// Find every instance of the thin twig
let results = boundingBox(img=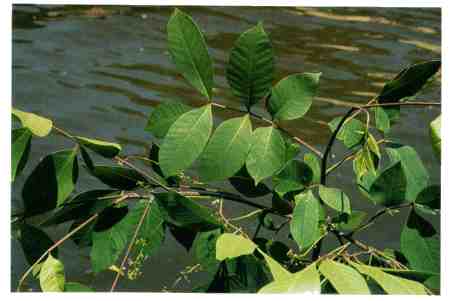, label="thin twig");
[110,199,152,291]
